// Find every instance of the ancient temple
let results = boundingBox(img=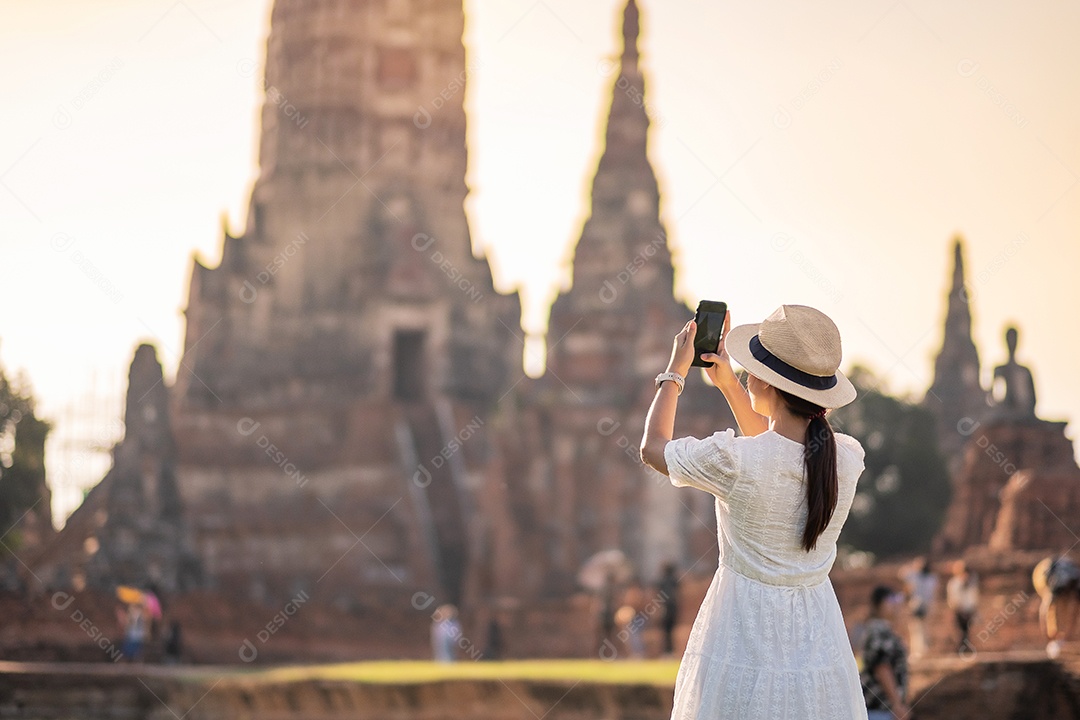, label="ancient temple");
[167,0,525,607]
[33,0,730,614]
[934,326,1080,554]
[923,238,988,469]
[911,239,1080,557]
[920,238,1080,555]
